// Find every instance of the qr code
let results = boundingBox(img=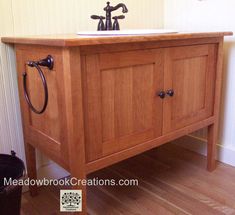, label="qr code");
[60,190,82,212]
